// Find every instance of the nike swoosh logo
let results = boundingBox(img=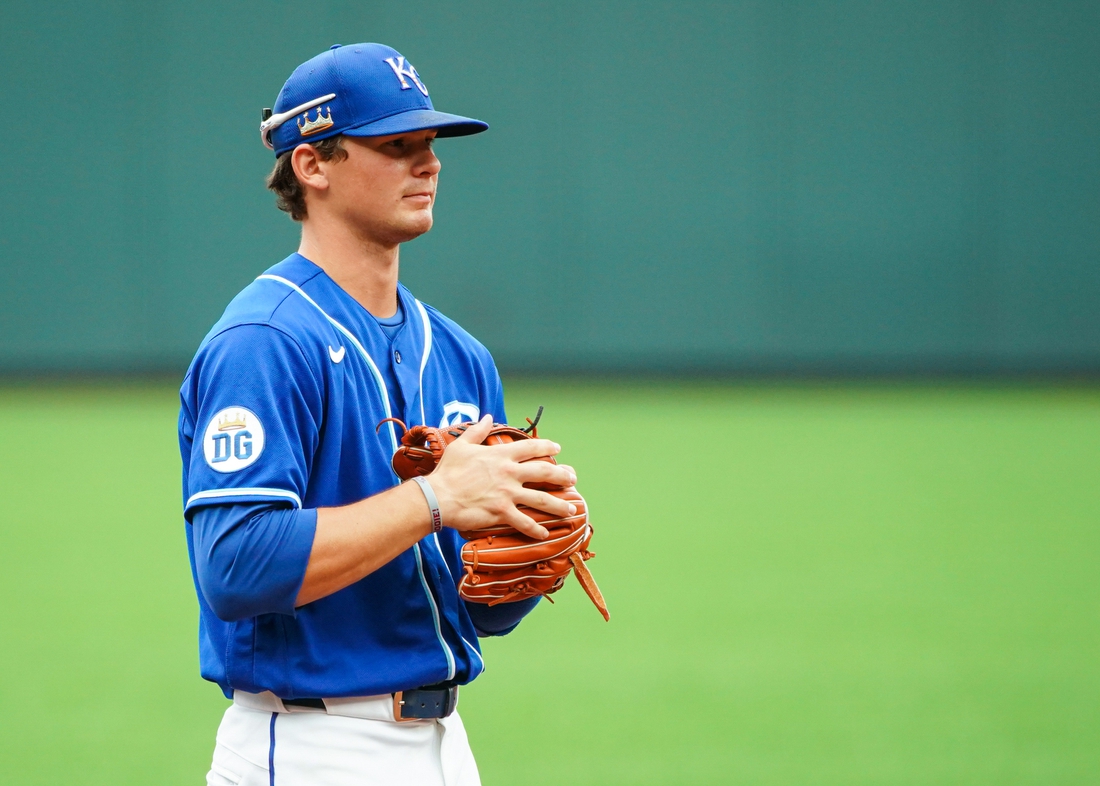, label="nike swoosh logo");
[328,345,346,364]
